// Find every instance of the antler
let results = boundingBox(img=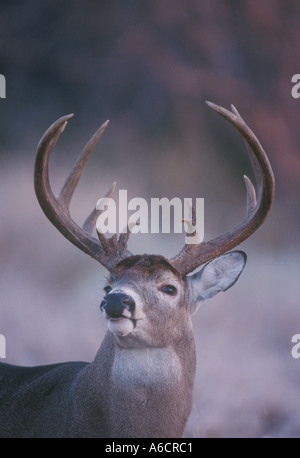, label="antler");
[170,101,275,277]
[34,115,132,271]
[35,102,274,277]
